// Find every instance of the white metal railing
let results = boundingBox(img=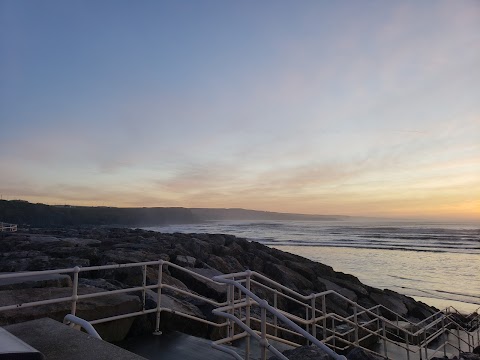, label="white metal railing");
[63,314,102,339]
[210,270,480,360]
[0,262,478,360]
[0,261,228,335]
[0,222,17,232]
[212,272,347,360]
